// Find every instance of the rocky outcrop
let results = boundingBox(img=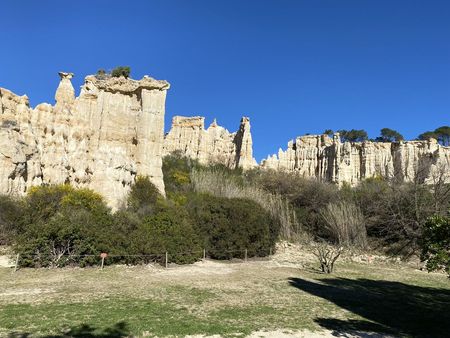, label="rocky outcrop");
[261,134,450,185]
[0,72,169,209]
[2,71,448,207]
[163,116,257,169]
